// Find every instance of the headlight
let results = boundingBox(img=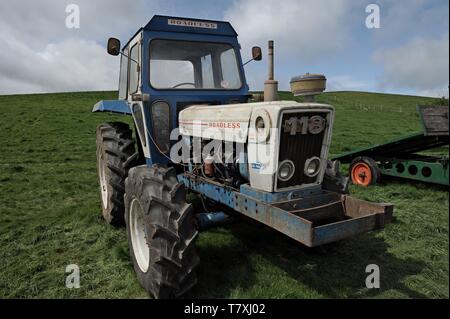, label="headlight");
[252,109,271,143]
[304,157,321,178]
[255,116,265,132]
[278,160,295,181]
